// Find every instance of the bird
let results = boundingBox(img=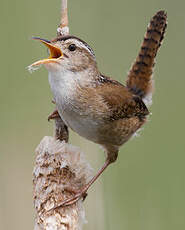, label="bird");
[29,11,167,207]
